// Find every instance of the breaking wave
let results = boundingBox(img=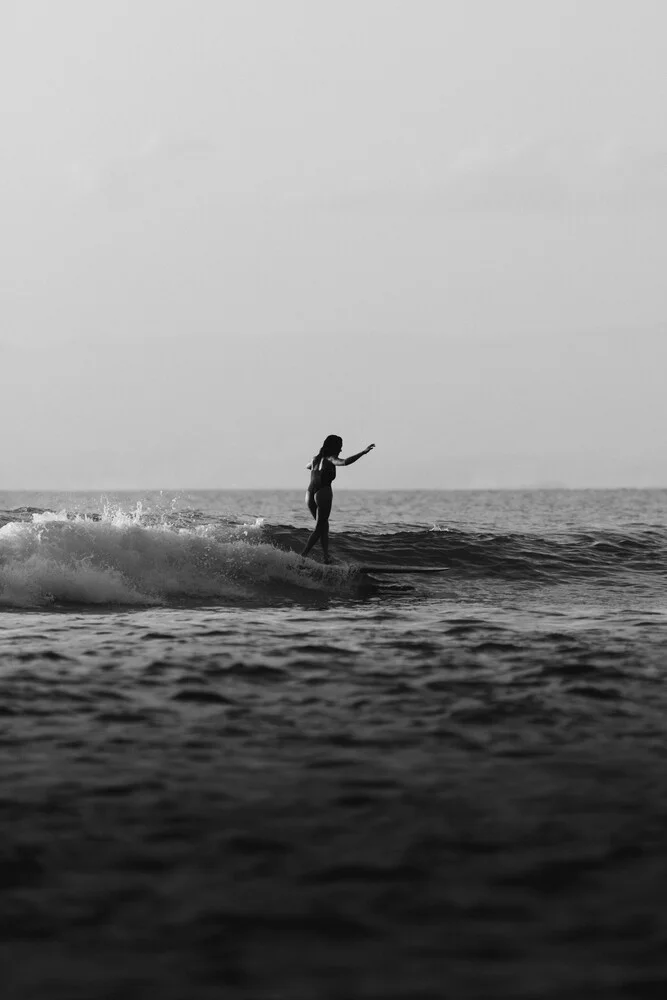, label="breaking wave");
[1,503,665,608]
[0,508,355,609]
